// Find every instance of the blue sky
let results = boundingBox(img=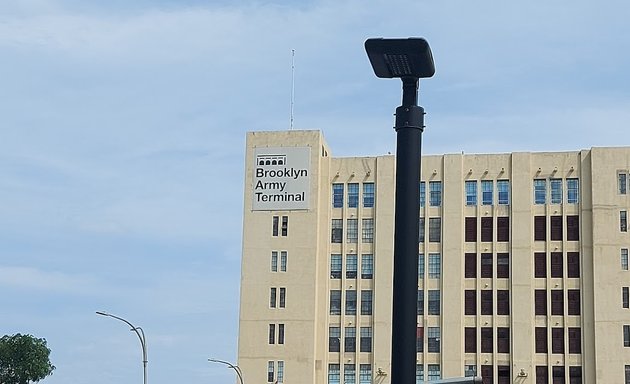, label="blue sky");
[1,0,629,383]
